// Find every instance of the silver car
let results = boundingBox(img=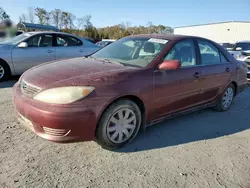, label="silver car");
[228,41,250,60]
[0,31,100,81]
